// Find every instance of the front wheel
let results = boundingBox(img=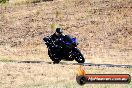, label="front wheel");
[72,48,85,63]
[75,53,85,63]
